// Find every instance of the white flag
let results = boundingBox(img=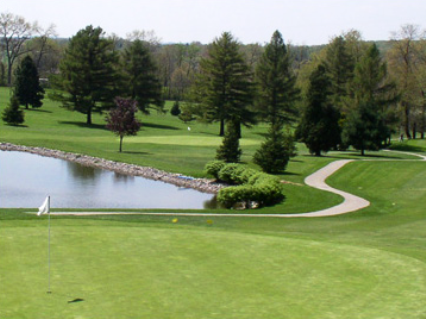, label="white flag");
[38,196,50,216]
